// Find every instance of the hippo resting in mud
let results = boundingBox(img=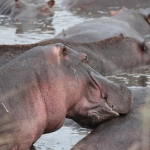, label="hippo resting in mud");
[0,0,55,22]
[0,36,150,75]
[0,37,150,74]
[0,43,132,150]
[62,0,150,11]
[55,8,150,43]
[72,87,150,150]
